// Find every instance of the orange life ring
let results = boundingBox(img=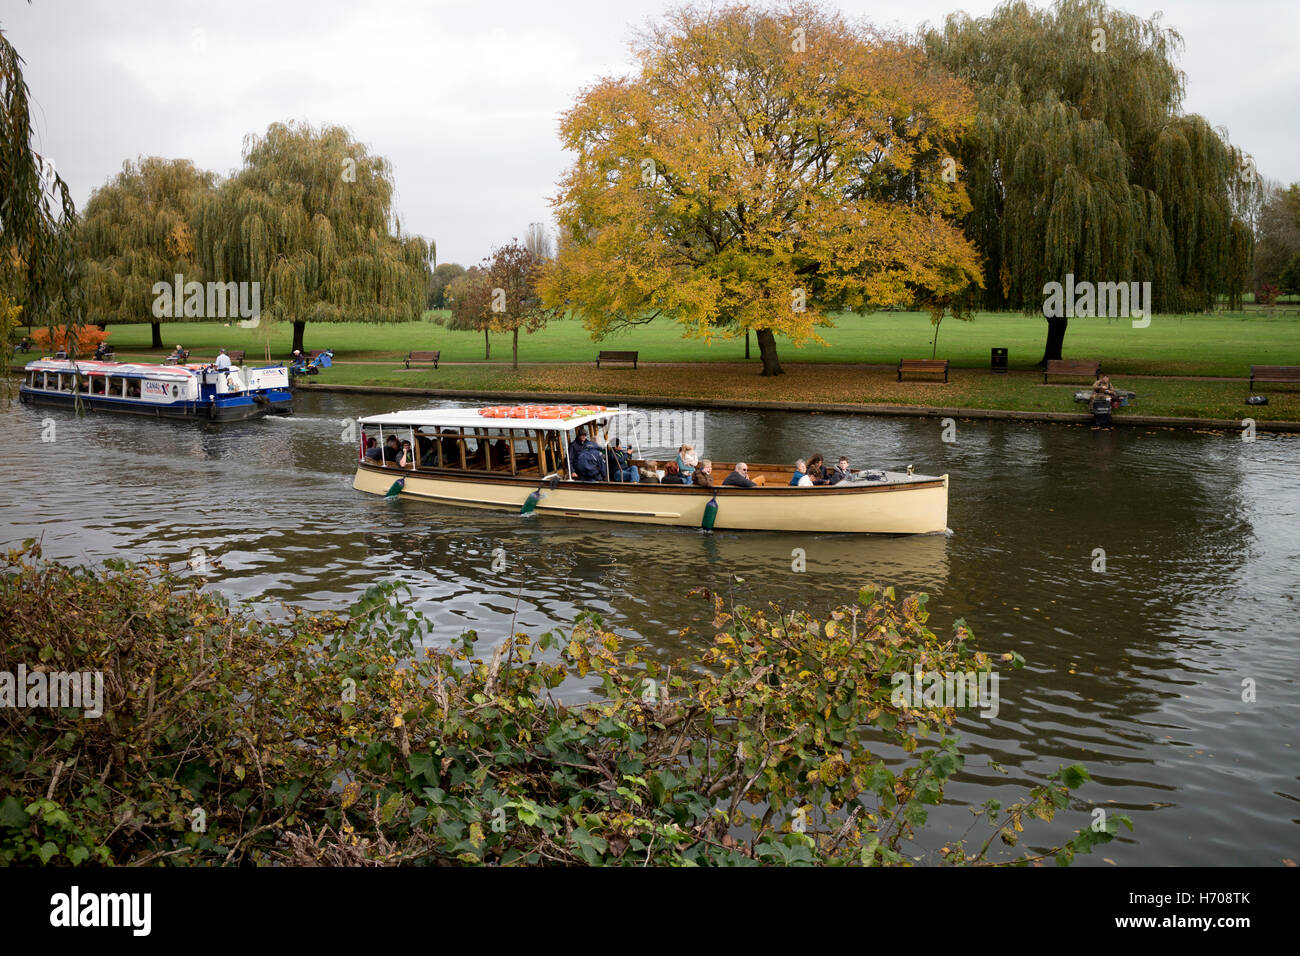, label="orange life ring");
[478,406,508,417]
